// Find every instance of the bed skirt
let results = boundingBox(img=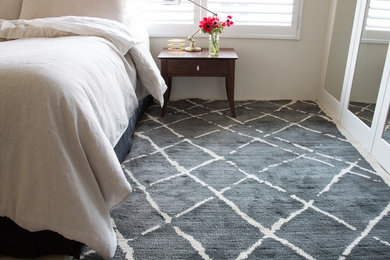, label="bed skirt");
[114,95,153,162]
[0,95,153,258]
